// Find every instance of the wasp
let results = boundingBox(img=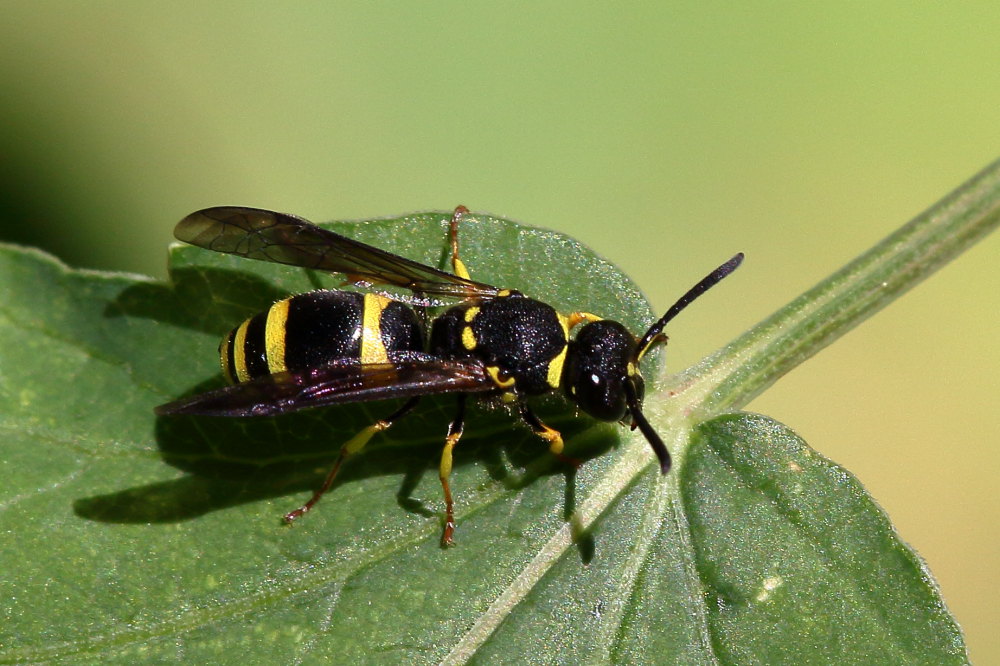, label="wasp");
[156,206,743,545]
